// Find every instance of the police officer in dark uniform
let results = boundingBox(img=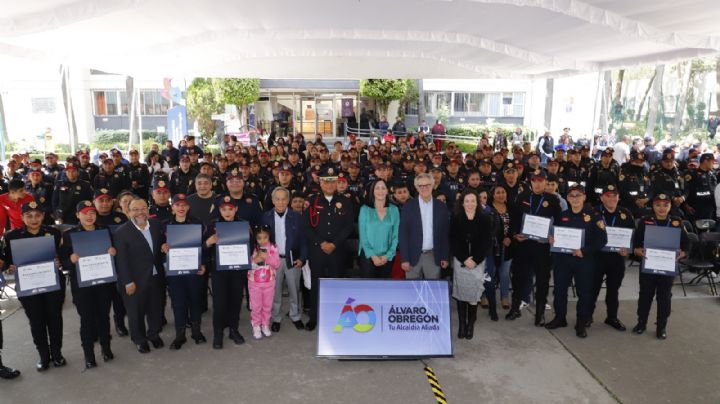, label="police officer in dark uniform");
[507,172,562,325]
[60,201,117,369]
[303,166,354,331]
[42,152,64,182]
[170,155,196,196]
[52,163,94,225]
[445,158,465,198]
[148,179,173,224]
[25,168,54,224]
[478,159,497,192]
[545,184,607,338]
[126,149,151,200]
[94,159,127,198]
[632,193,688,339]
[214,173,263,225]
[78,152,99,183]
[685,153,717,221]
[649,149,687,218]
[586,148,620,204]
[589,184,635,331]
[1,202,65,371]
[618,150,650,218]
